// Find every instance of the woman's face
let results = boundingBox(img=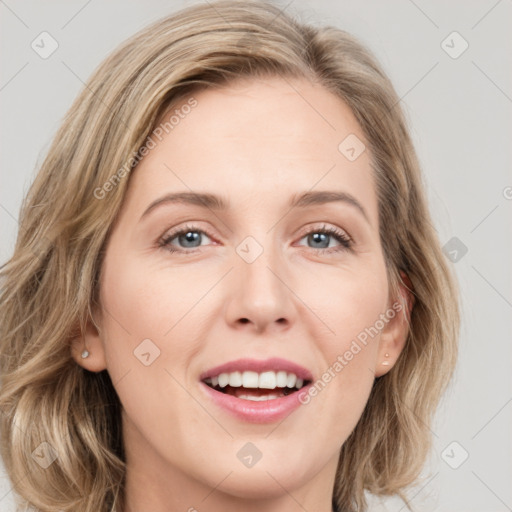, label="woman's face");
[76,76,409,507]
